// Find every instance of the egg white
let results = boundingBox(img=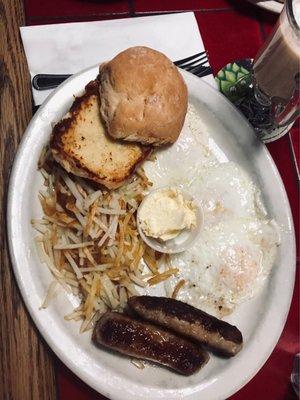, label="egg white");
[188,162,259,227]
[143,104,280,317]
[166,218,279,317]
